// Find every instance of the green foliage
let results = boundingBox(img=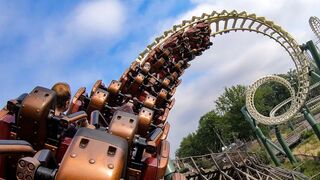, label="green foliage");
[253,147,271,164]
[300,160,320,178]
[254,81,290,116]
[215,85,246,115]
[301,130,314,140]
[196,111,227,153]
[215,85,254,139]
[176,133,198,157]
[176,85,253,157]
[176,111,229,157]
[178,167,189,173]
[283,69,298,92]
[196,158,214,169]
